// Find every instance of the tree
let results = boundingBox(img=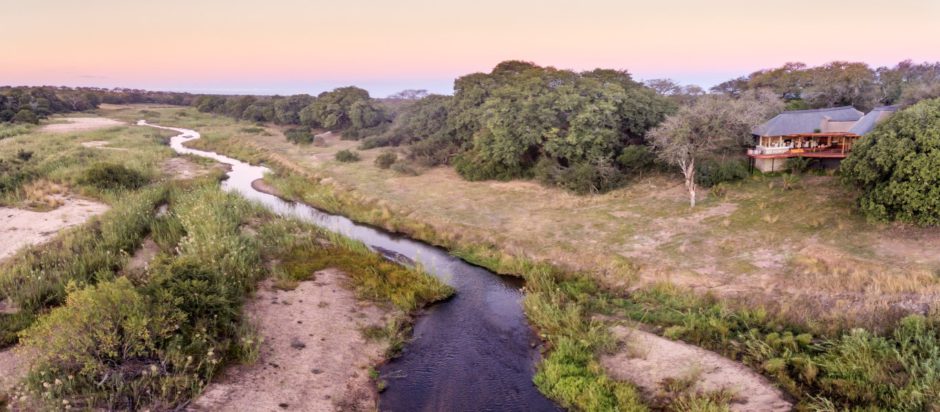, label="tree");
[649,90,782,207]
[644,79,682,96]
[388,89,429,100]
[840,98,940,225]
[804,61,878,111]
[12,109,39,124]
